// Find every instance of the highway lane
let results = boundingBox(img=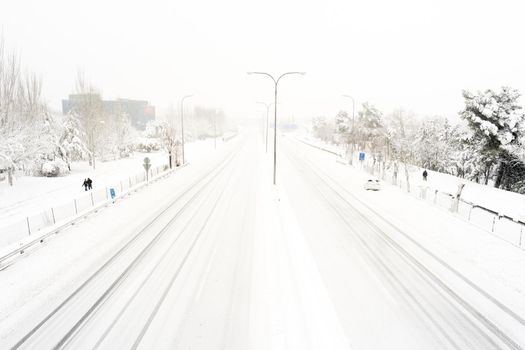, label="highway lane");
[2,130,524,349]
[279,136,525,349]
[4,137,245,349]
